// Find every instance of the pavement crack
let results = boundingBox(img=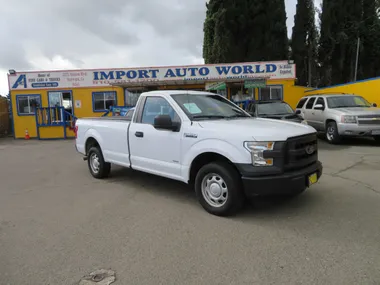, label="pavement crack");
[326,173,380,195]
[331,156,365,176]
